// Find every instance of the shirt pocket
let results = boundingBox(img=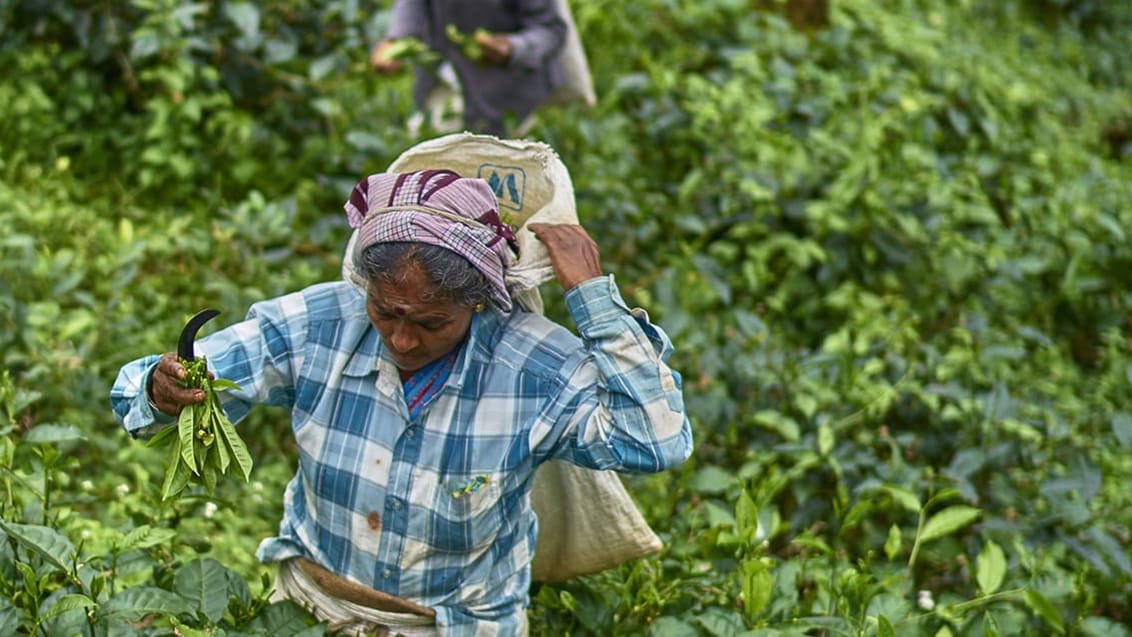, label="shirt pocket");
[430,472,503,554]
